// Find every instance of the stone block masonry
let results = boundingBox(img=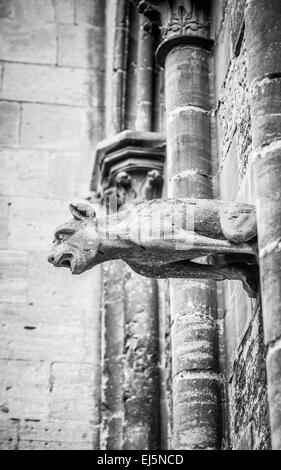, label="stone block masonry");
[246,0,281,449]
[0,63,104,108]
[213,0,271,449]
[0,102,20,146]
[0,0,105,450]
